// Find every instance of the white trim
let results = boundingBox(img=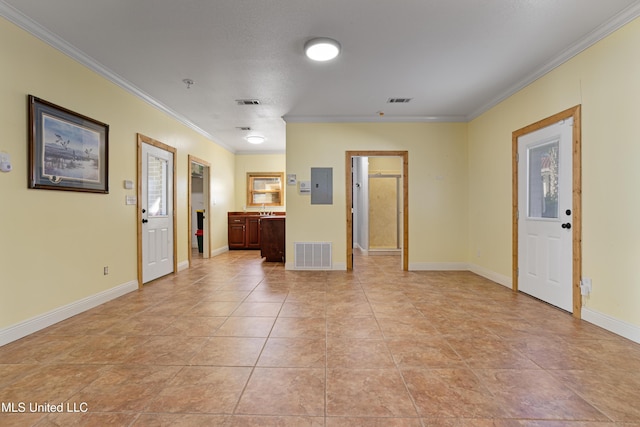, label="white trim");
[467,2,640,120]
[211,246,230,257]
[582,307,640,345]
[0,281,138,346]
[283,114,466,123]
[177,260,190,272]
[3,0,639,138]
[2,0,640,135]
[332,262,347,271]
[467,263,513,289]
[0,1,234,154]
[285,261,347,271]
[409,262,469,271]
